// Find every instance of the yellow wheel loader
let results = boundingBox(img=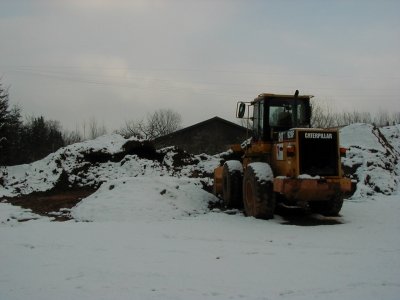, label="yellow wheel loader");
[213,91,351,219]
